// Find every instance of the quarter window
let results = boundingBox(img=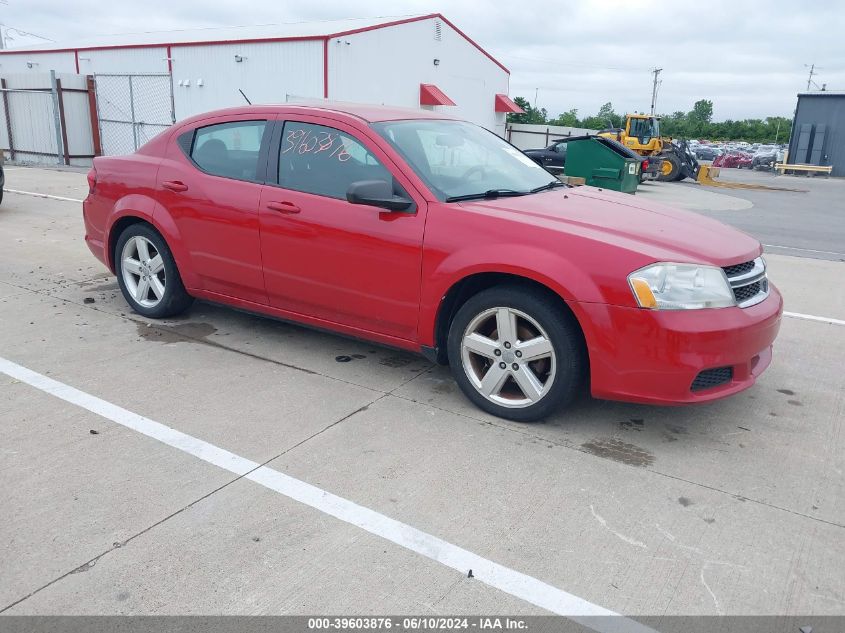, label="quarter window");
[190,120,267,182]
[277,122,393,199]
